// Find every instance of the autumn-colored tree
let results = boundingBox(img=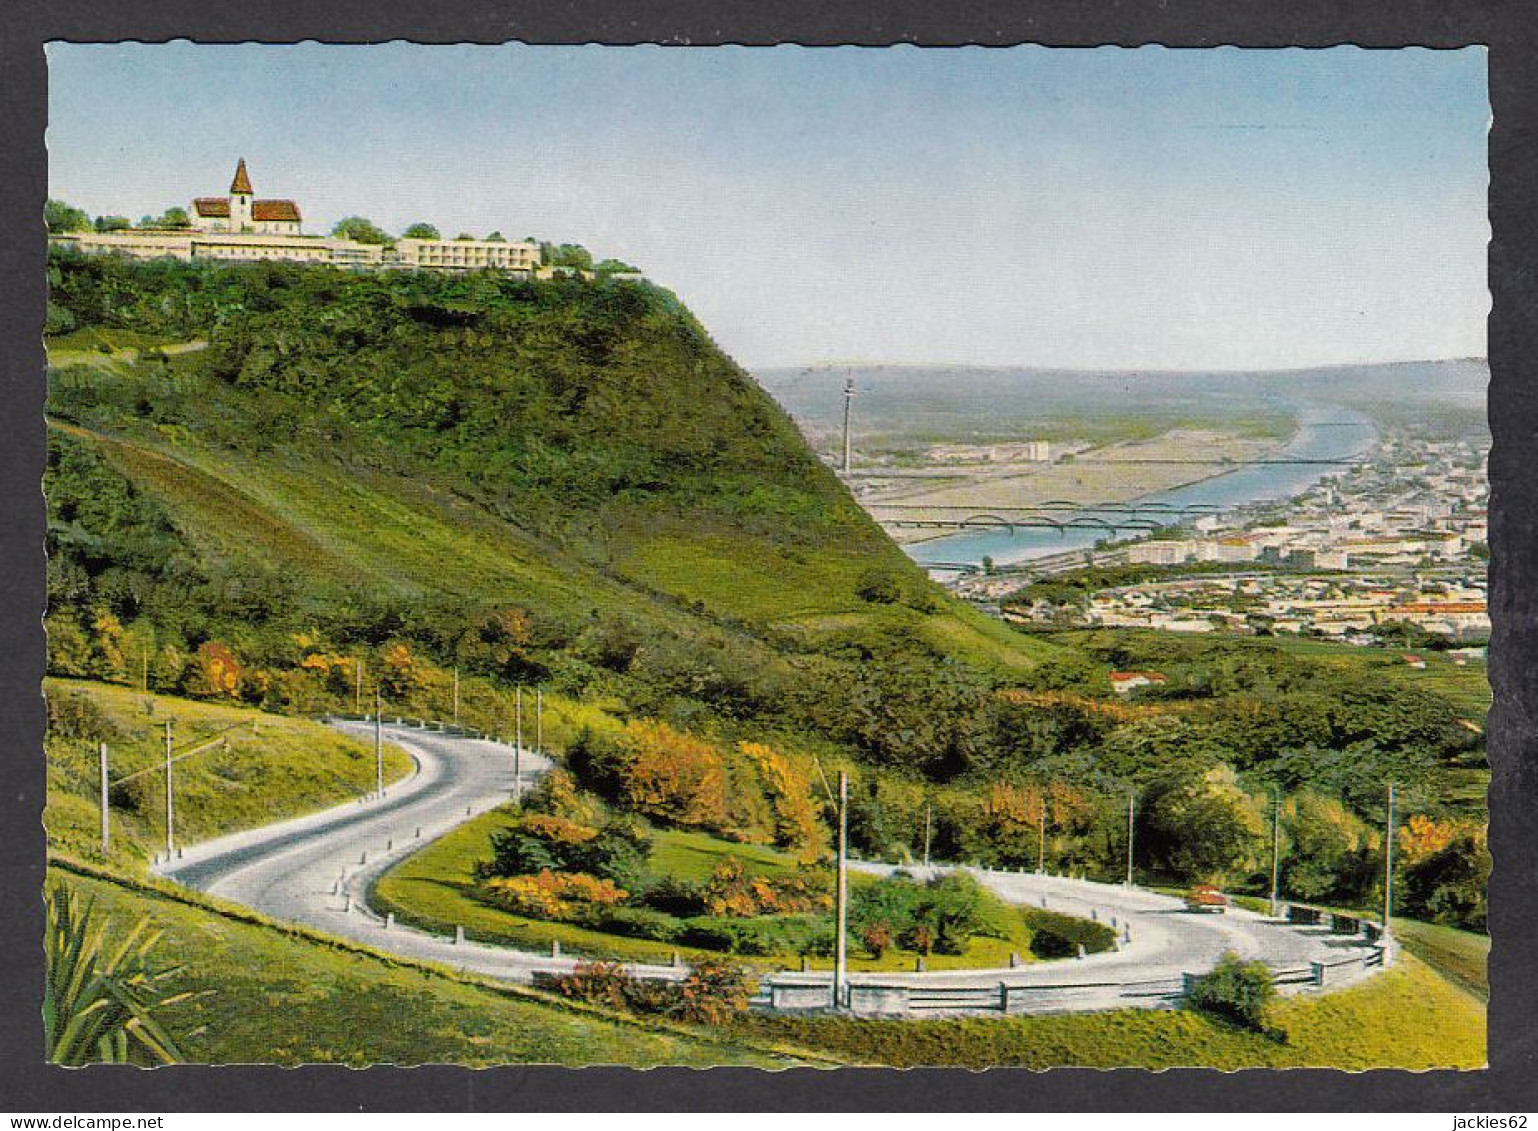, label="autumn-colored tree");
[619,720,728,829]
[379,642,416,699]
[89,609,128,683]
[740,742,824,854]
[186,641,241,699]
[1398,813,1460,865]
